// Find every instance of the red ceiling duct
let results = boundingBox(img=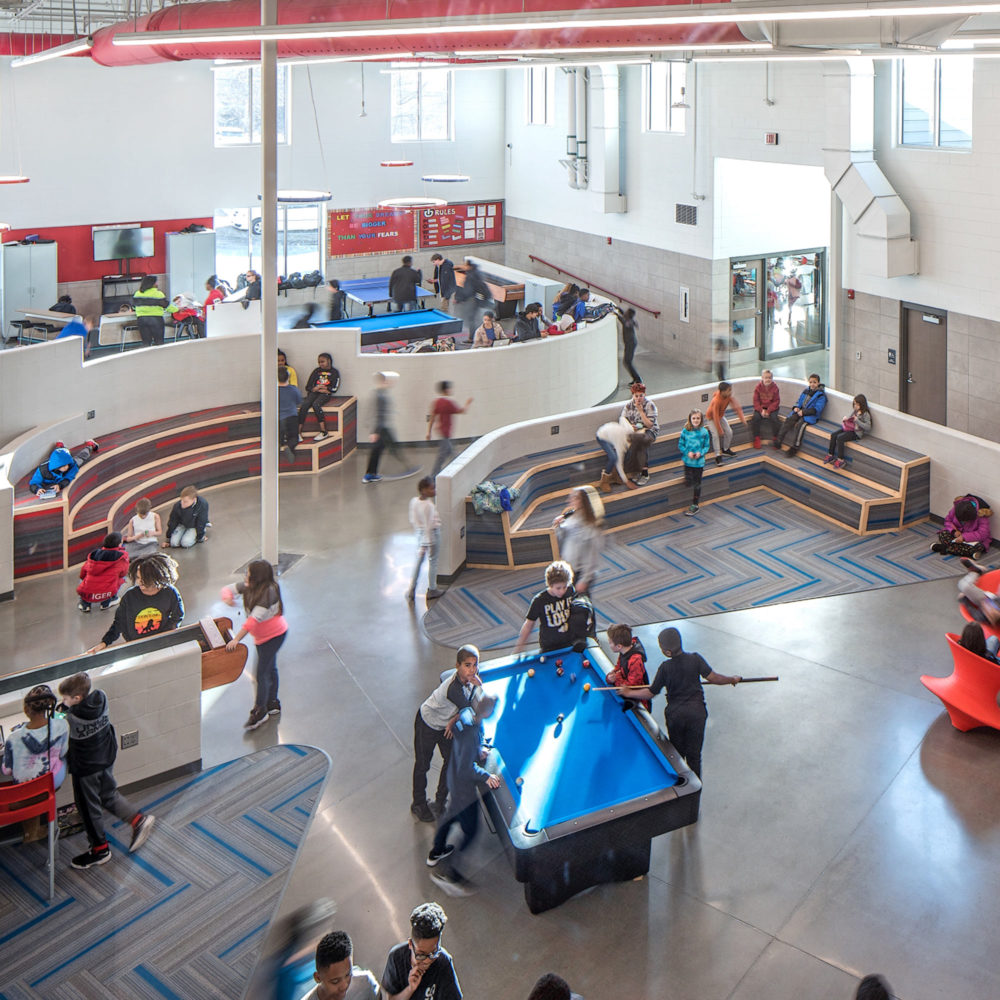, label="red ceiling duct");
[81,0,746,67]
[0,33,78,56]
